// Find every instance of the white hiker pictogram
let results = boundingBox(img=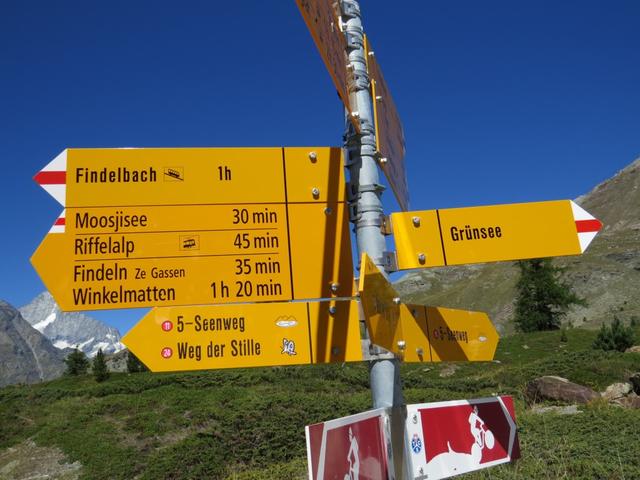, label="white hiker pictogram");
[344,427,360,480]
